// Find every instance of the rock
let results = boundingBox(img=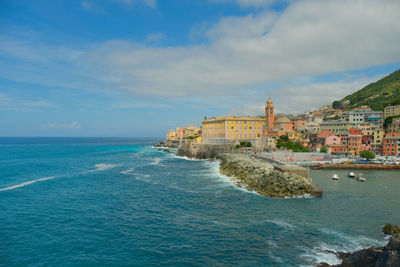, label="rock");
[383,224,400,237]
[157,148,162,151]
[322,236,400,267]
[318,263,331,267]
[216,153,314,197]
[164,149,170,153]
[311,185,323,197]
